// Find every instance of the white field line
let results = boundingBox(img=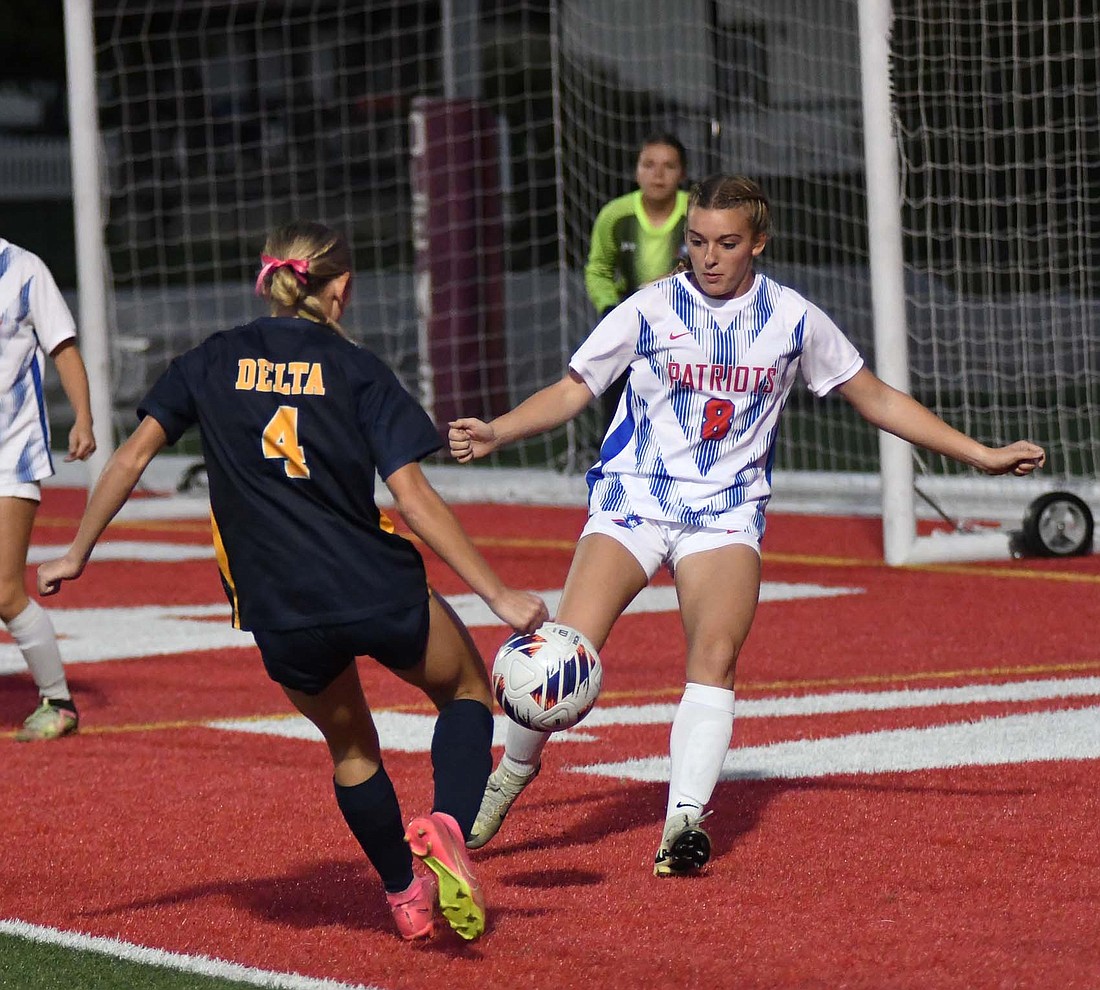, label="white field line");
[28,542,215,563]
[573,704,1100,782]
[211,675,1100,759]
[0,919,382,990]
[0,581,861,671]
